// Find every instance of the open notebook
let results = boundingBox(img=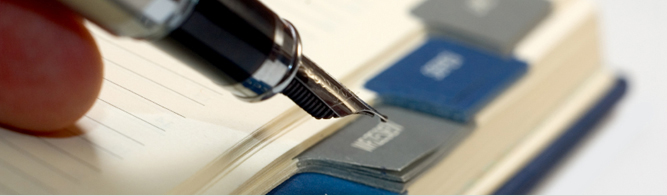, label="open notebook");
[0,0,621,194]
